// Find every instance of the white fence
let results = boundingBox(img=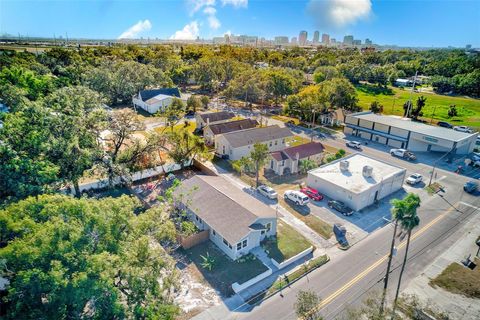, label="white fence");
[271,246,314,270]
[68,160,192,195]
[232,267,272,294]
